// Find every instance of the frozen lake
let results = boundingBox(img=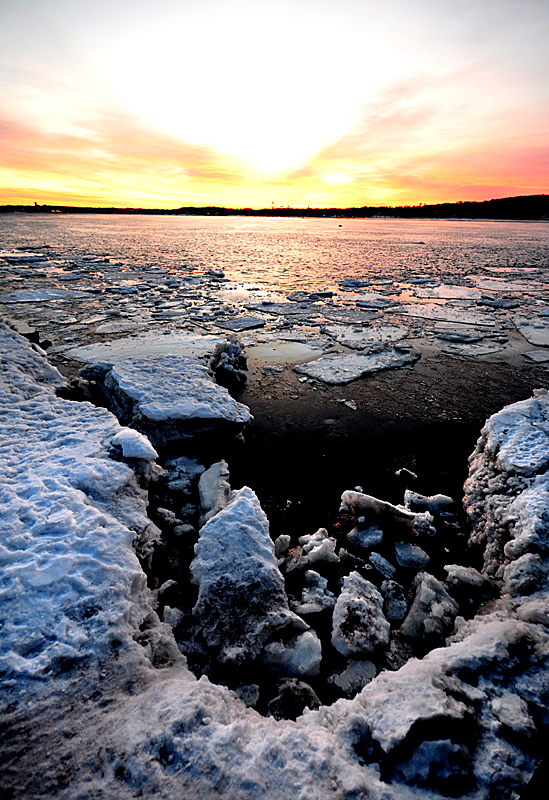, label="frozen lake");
[1,214,548,294]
